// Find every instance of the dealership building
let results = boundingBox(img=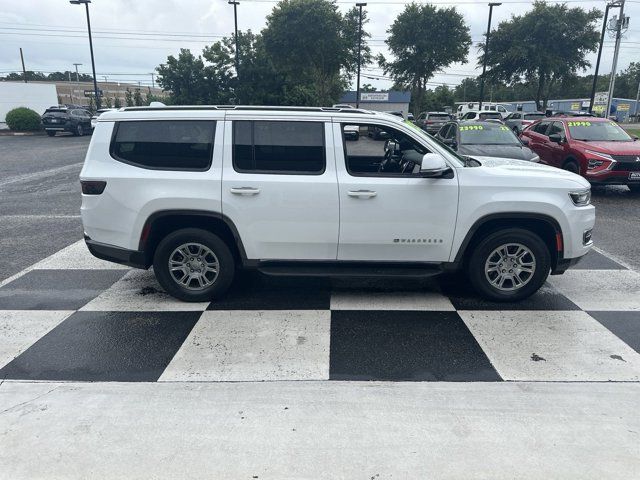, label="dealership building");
[338,91,411,117]
[505,97,639,122]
